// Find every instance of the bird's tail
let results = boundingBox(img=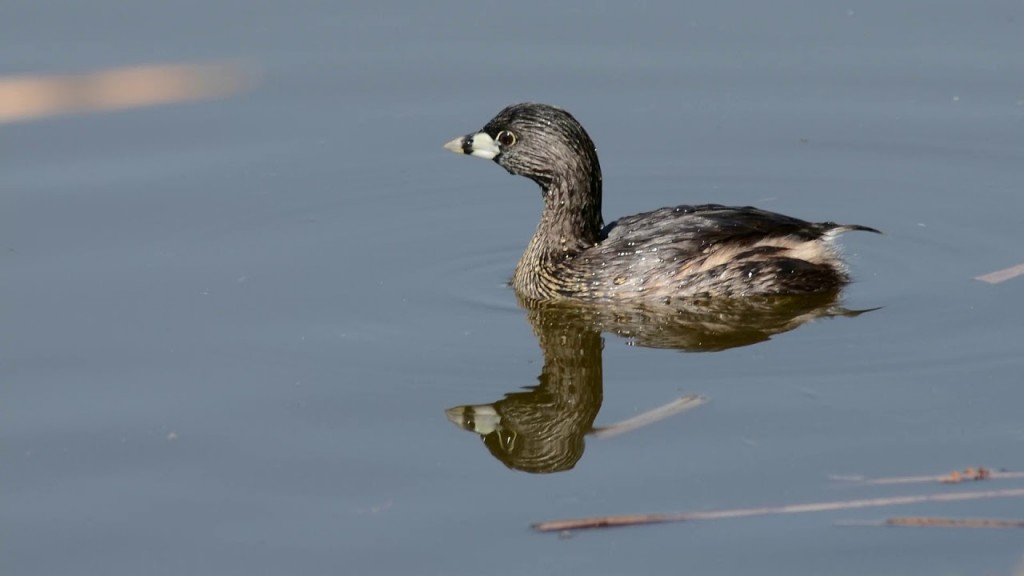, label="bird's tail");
[825,223,882,236]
